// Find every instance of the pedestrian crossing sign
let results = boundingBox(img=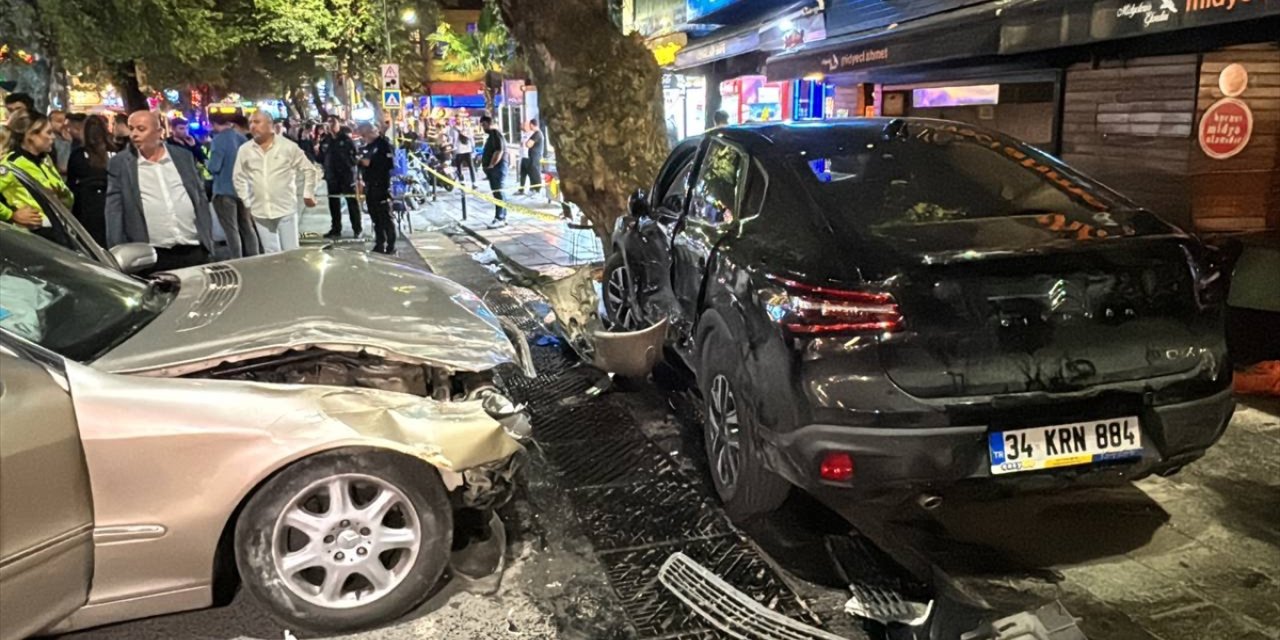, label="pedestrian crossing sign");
[382,89,402,109]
